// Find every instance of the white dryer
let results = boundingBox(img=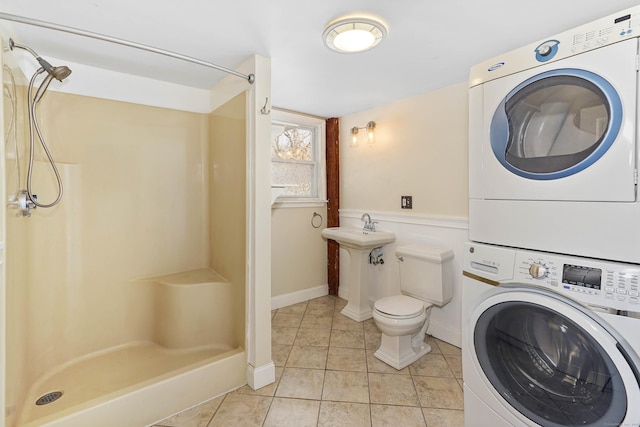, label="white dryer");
[468,5,640,263]
[462,242,640,427]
